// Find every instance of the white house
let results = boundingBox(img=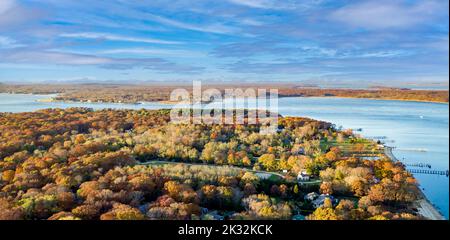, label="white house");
[312,194,335,208]
[297,170,310,181]
[304,192,319,201]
